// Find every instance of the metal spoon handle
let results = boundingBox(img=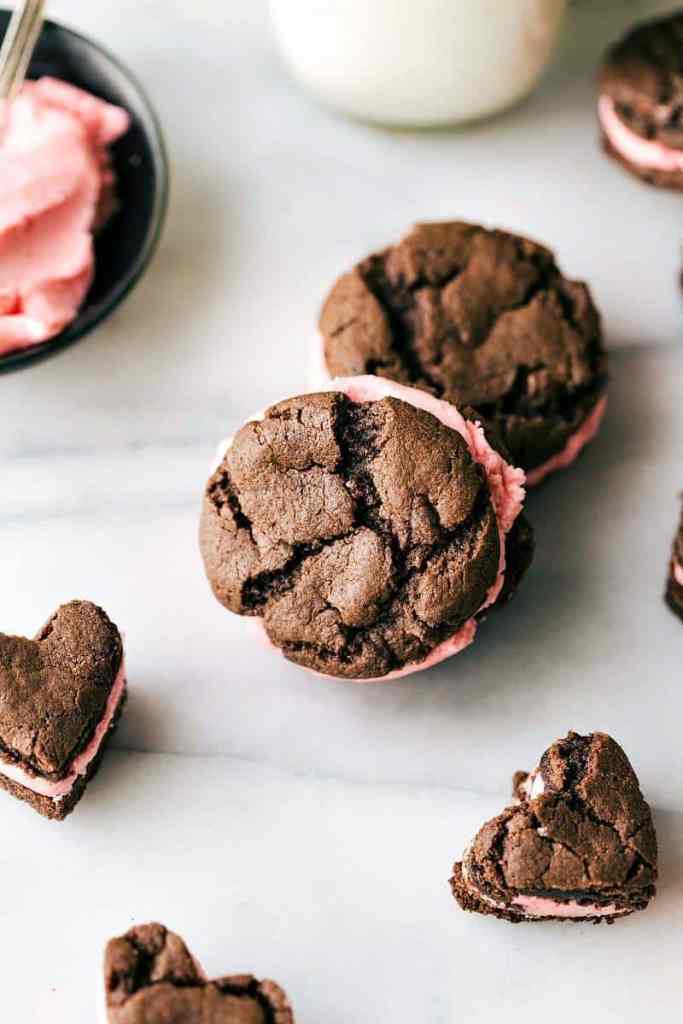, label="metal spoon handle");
[0,0,45,103]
